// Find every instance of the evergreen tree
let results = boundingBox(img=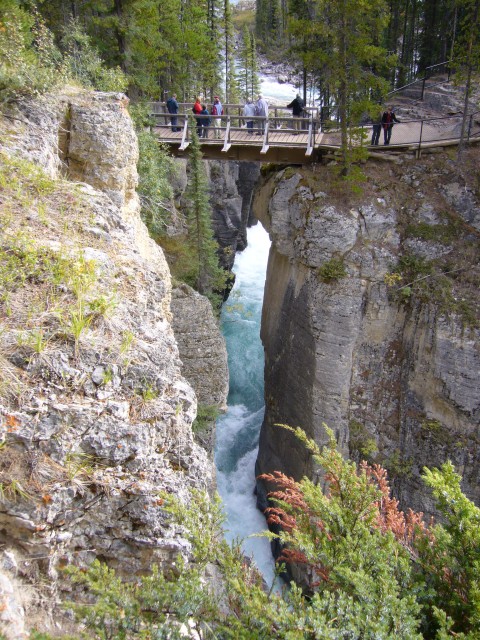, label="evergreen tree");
[223,0,240,103]
[288,0,394,176]
[184,122,226,302]
[238,25,260,100]
[40,427,480,638]
[454,0,480,157]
